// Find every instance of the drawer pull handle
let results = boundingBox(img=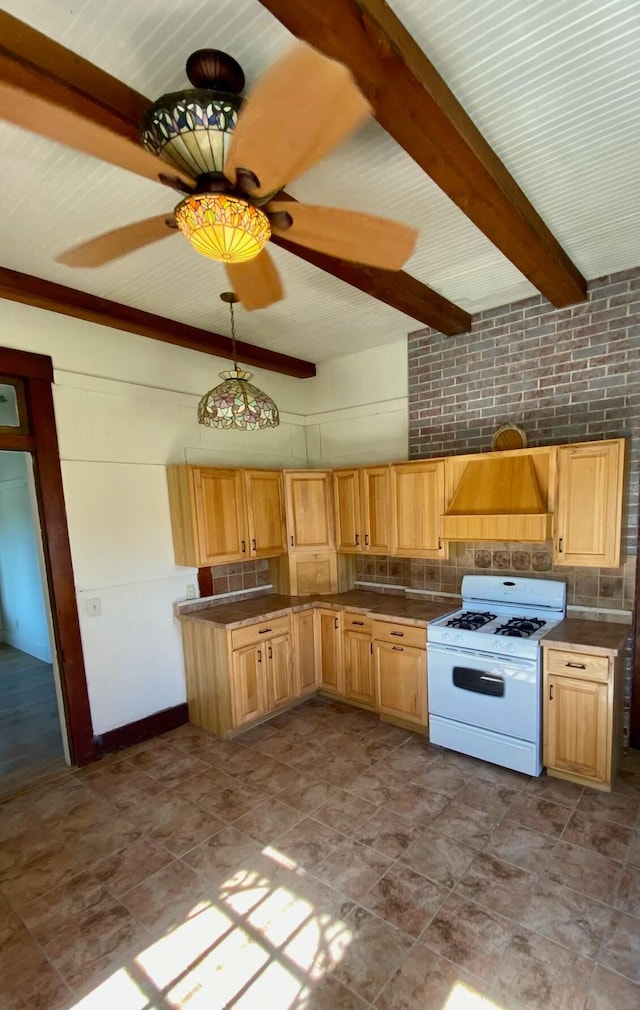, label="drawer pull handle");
[334,617,339,629]
[268,645,273,659]
[252,538,257,551]
[258,628,272,634]
[365,534,369,546]
[290,536,294,547]
[258,649,262,663]
[549,684,553,700]
[355,533,360,545]
[352,620,365,626]
[392,645,404,652]
[566,662,586,669]
[558,537,563,553]
[241,540,246,553]
[390,631,404,637]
